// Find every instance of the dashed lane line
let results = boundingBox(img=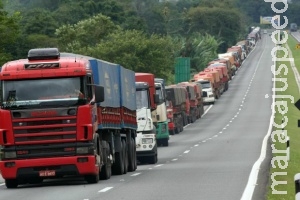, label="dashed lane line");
[98,187,113,193]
